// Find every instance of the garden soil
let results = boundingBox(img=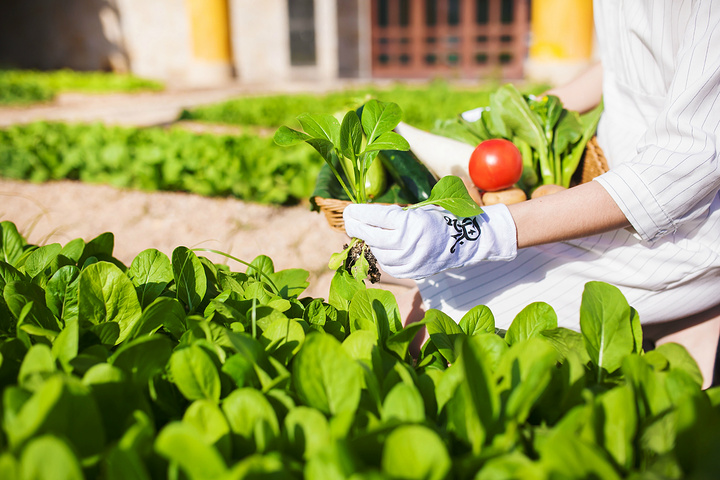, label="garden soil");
[0,83,416,302]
